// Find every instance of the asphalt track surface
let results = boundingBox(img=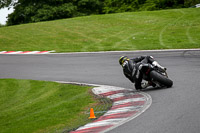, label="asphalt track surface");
[0,49,200,133]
